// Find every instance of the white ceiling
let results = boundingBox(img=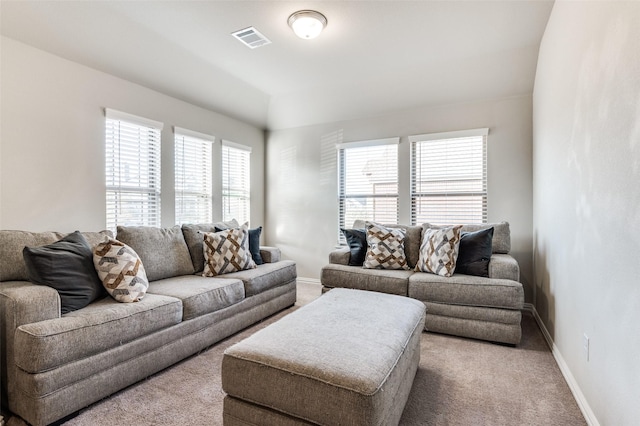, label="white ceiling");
[0,1,554,130]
